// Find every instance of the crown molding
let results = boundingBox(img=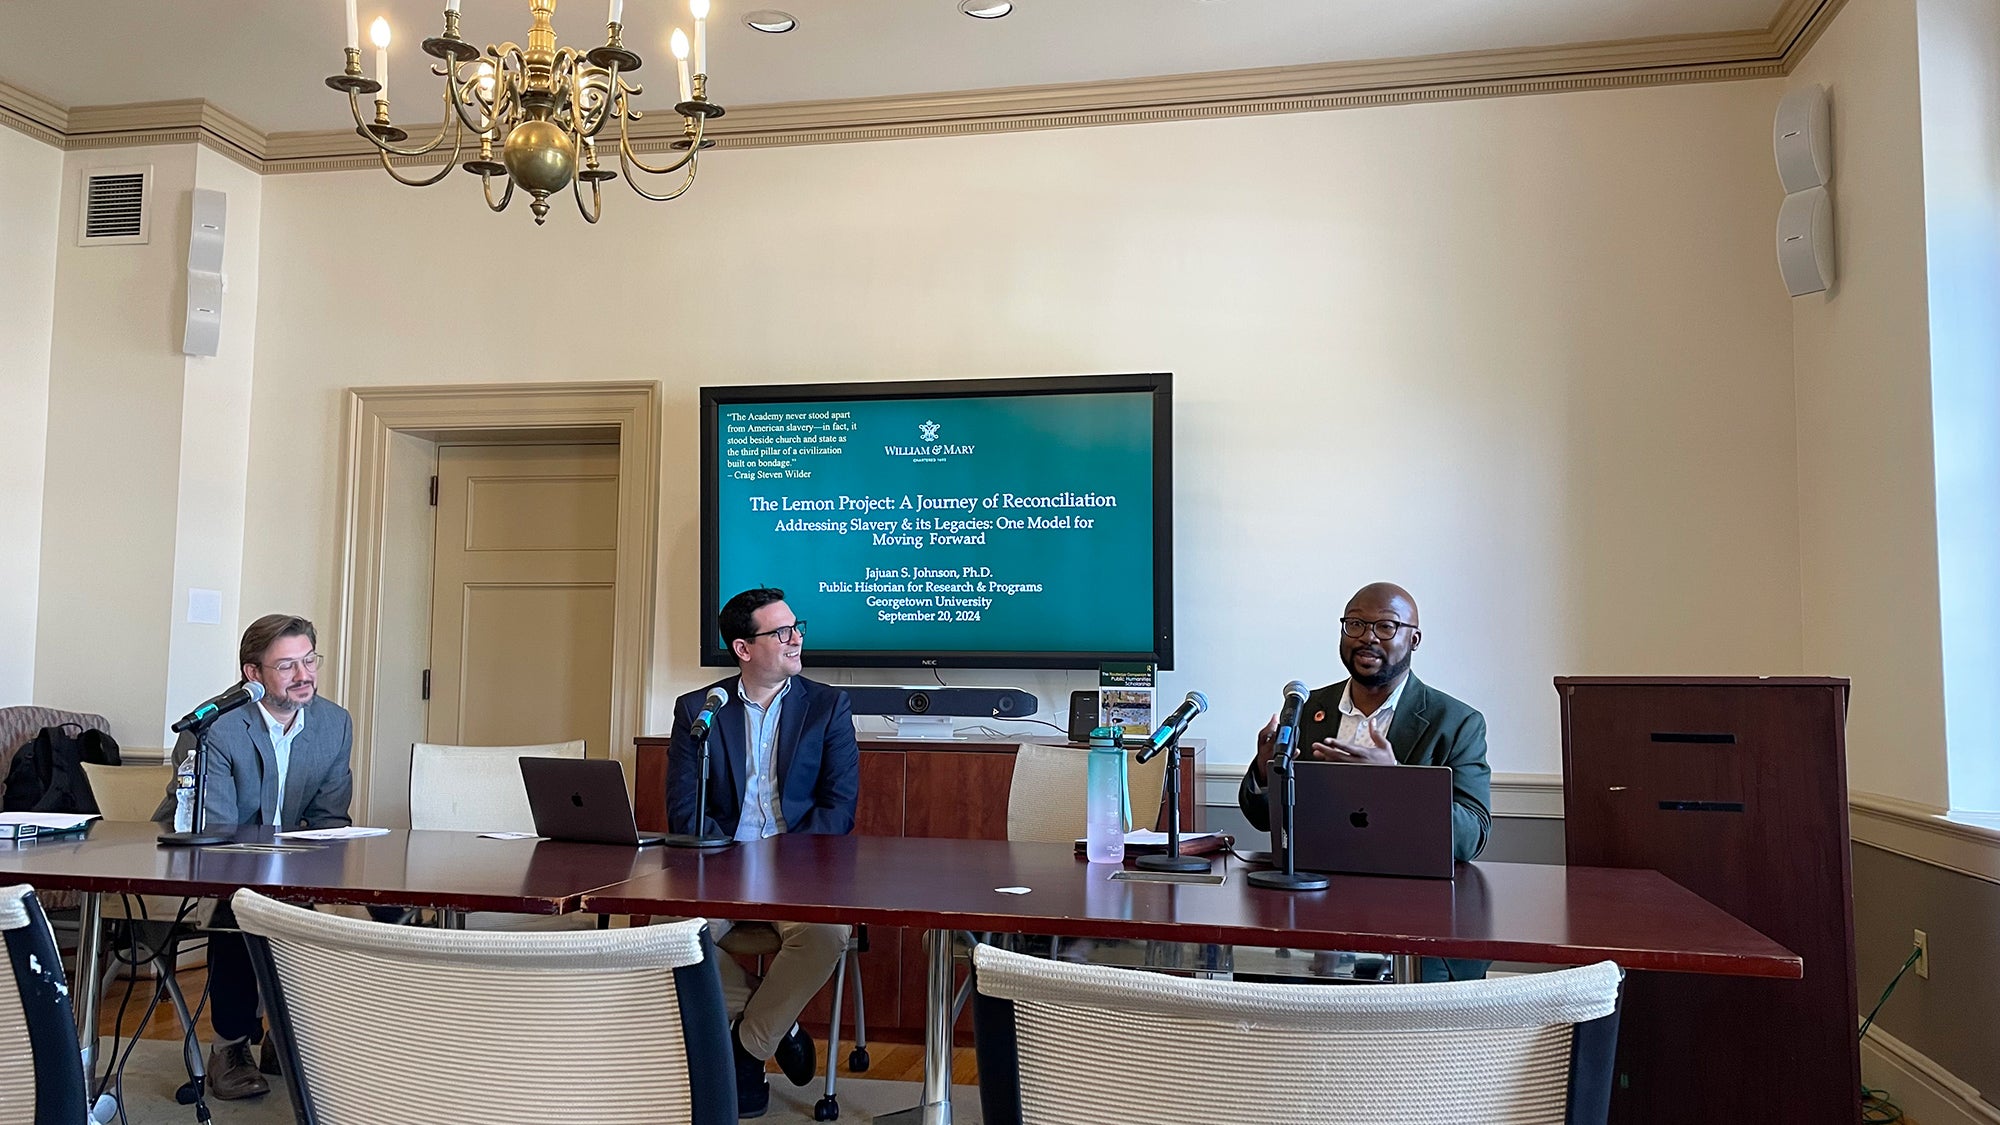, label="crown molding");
[0,0,1851,172]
